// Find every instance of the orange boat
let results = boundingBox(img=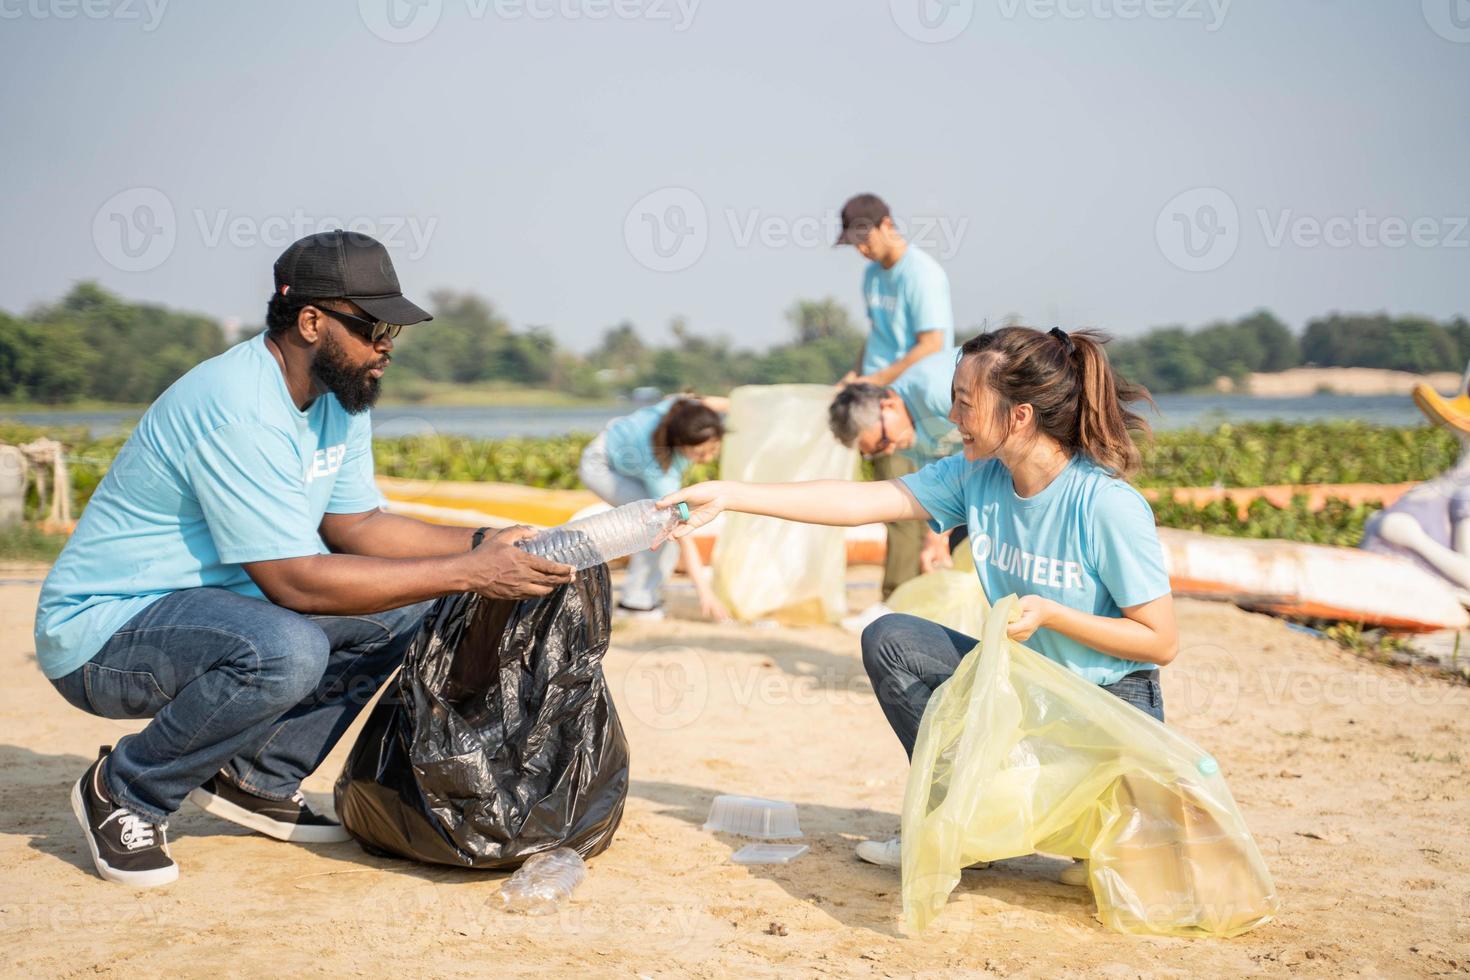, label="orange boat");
[1157,528,1467,631]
